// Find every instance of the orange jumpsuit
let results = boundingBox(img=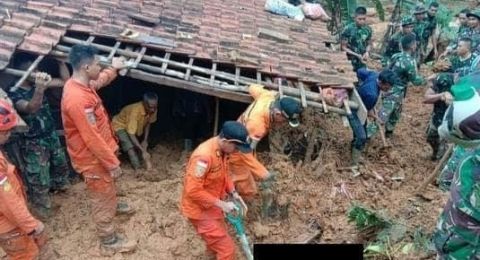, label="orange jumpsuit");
[230,84,272,198]
[61,68,120,239]
[181,137,236,260]
[0,151,42,260]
